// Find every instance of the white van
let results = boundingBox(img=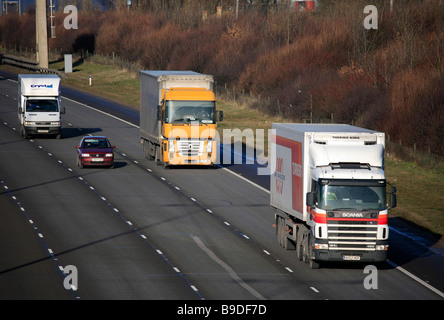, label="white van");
[18,74,65,139]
